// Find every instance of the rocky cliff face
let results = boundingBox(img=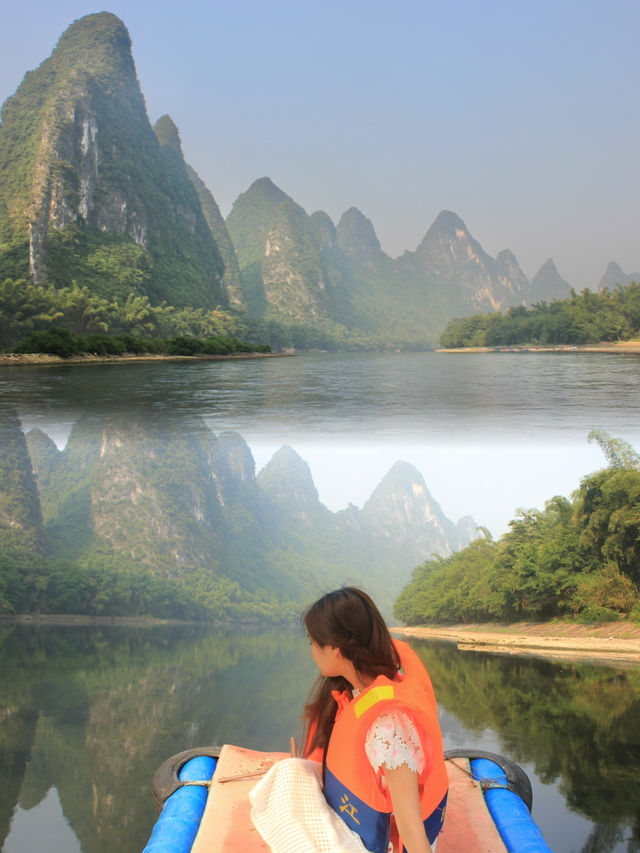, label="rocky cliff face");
[496,249,530,296]
[226,178,336,321]
[0,12,596,344]
[225,177,291,315]
[26,15,148,275]
[261,200,334,322]
[406,211,530,314]
[0,13,227,308]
